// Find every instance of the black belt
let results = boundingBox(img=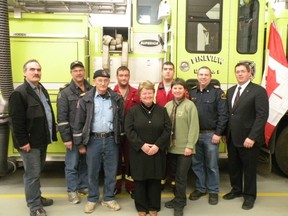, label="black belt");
[200,130,215,134]
[90,132,114,138]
